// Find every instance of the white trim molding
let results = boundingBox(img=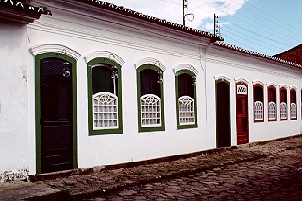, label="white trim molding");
[252,80,265,86]
[290,85,297,90]
[135,57,166,72]
[279,84,288,89]
[84,51,125,66]
[29,44,81,60]
[267,82,277,88]
[214,74,231,82]
[235,77,249,84]
[174,64,198,76]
